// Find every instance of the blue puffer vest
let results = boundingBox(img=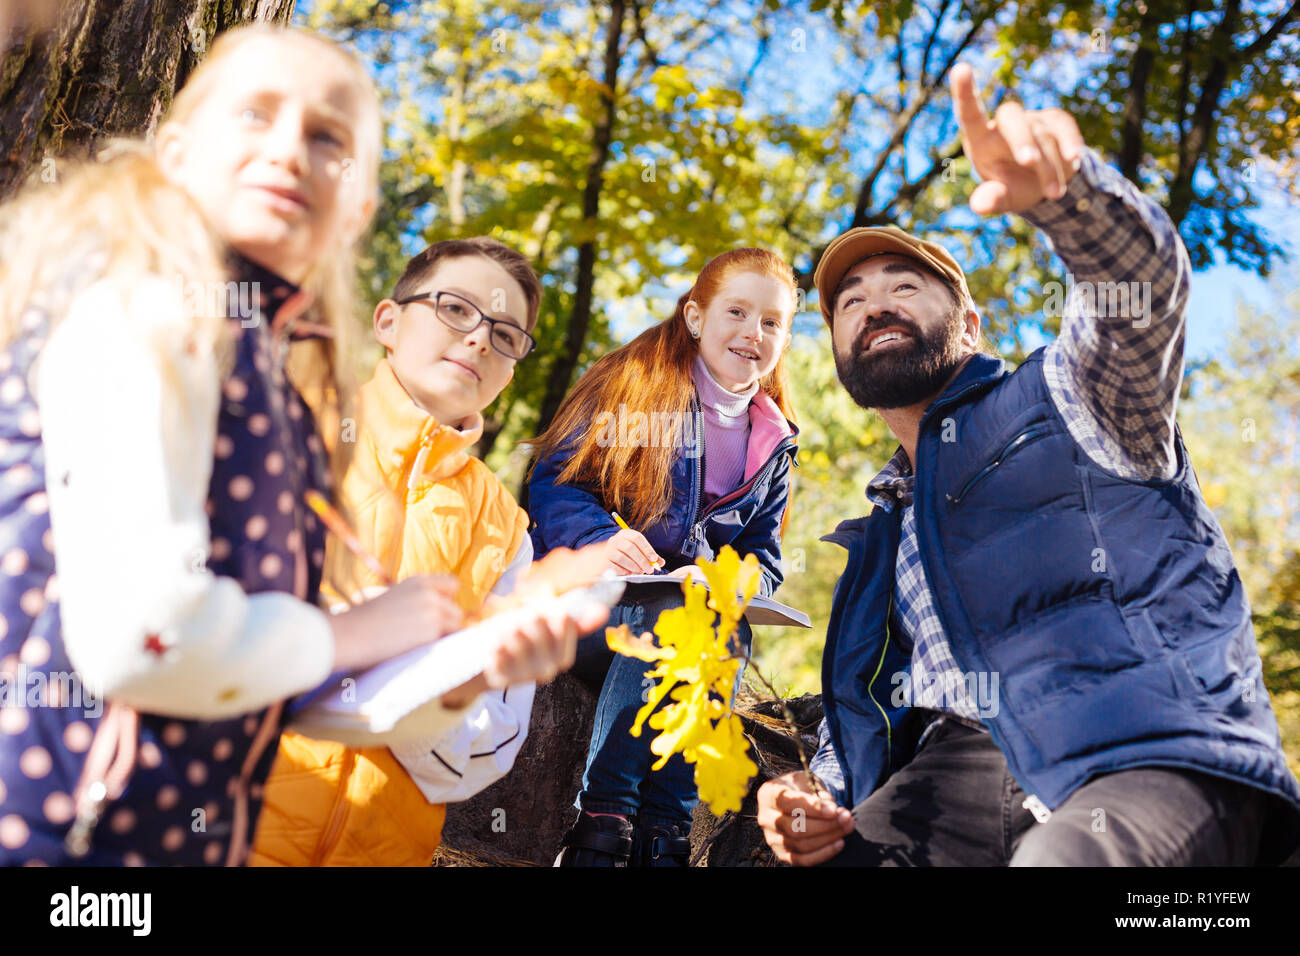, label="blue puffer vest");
[821,348,1300,863]
[0,259,330,865]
